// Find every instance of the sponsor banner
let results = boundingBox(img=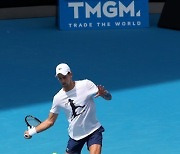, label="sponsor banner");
[57,0,149,30]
